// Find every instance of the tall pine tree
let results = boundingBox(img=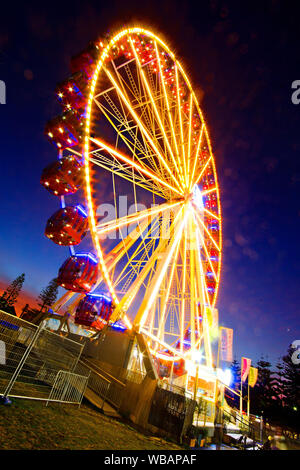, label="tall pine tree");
[270,359,286,405]
[255,356,273,410]
[0,273,25,308]
[282,344,300,409]
[37,278,59,312]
